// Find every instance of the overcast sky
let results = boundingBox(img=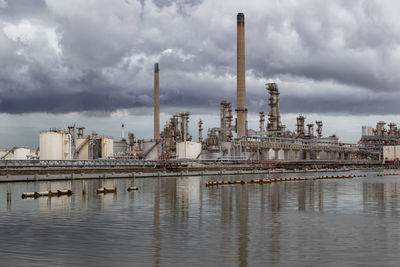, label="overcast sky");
[1,0,400,149]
